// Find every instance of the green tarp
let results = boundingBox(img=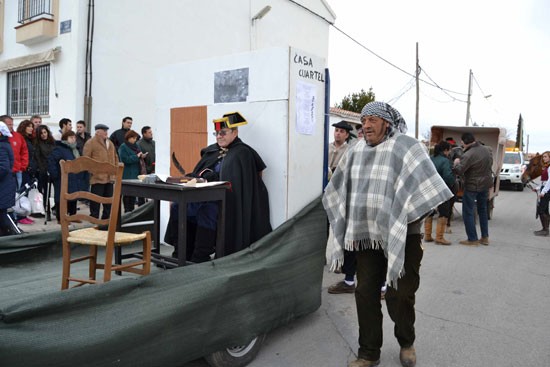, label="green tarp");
[0,202,154,255]
[0,198,327,367]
